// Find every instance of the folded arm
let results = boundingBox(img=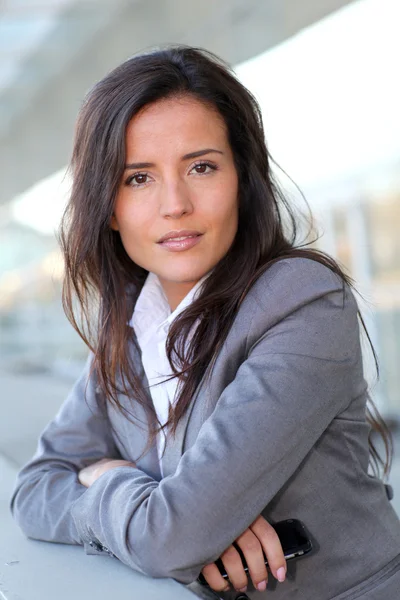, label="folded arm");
[10,354,122,545]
